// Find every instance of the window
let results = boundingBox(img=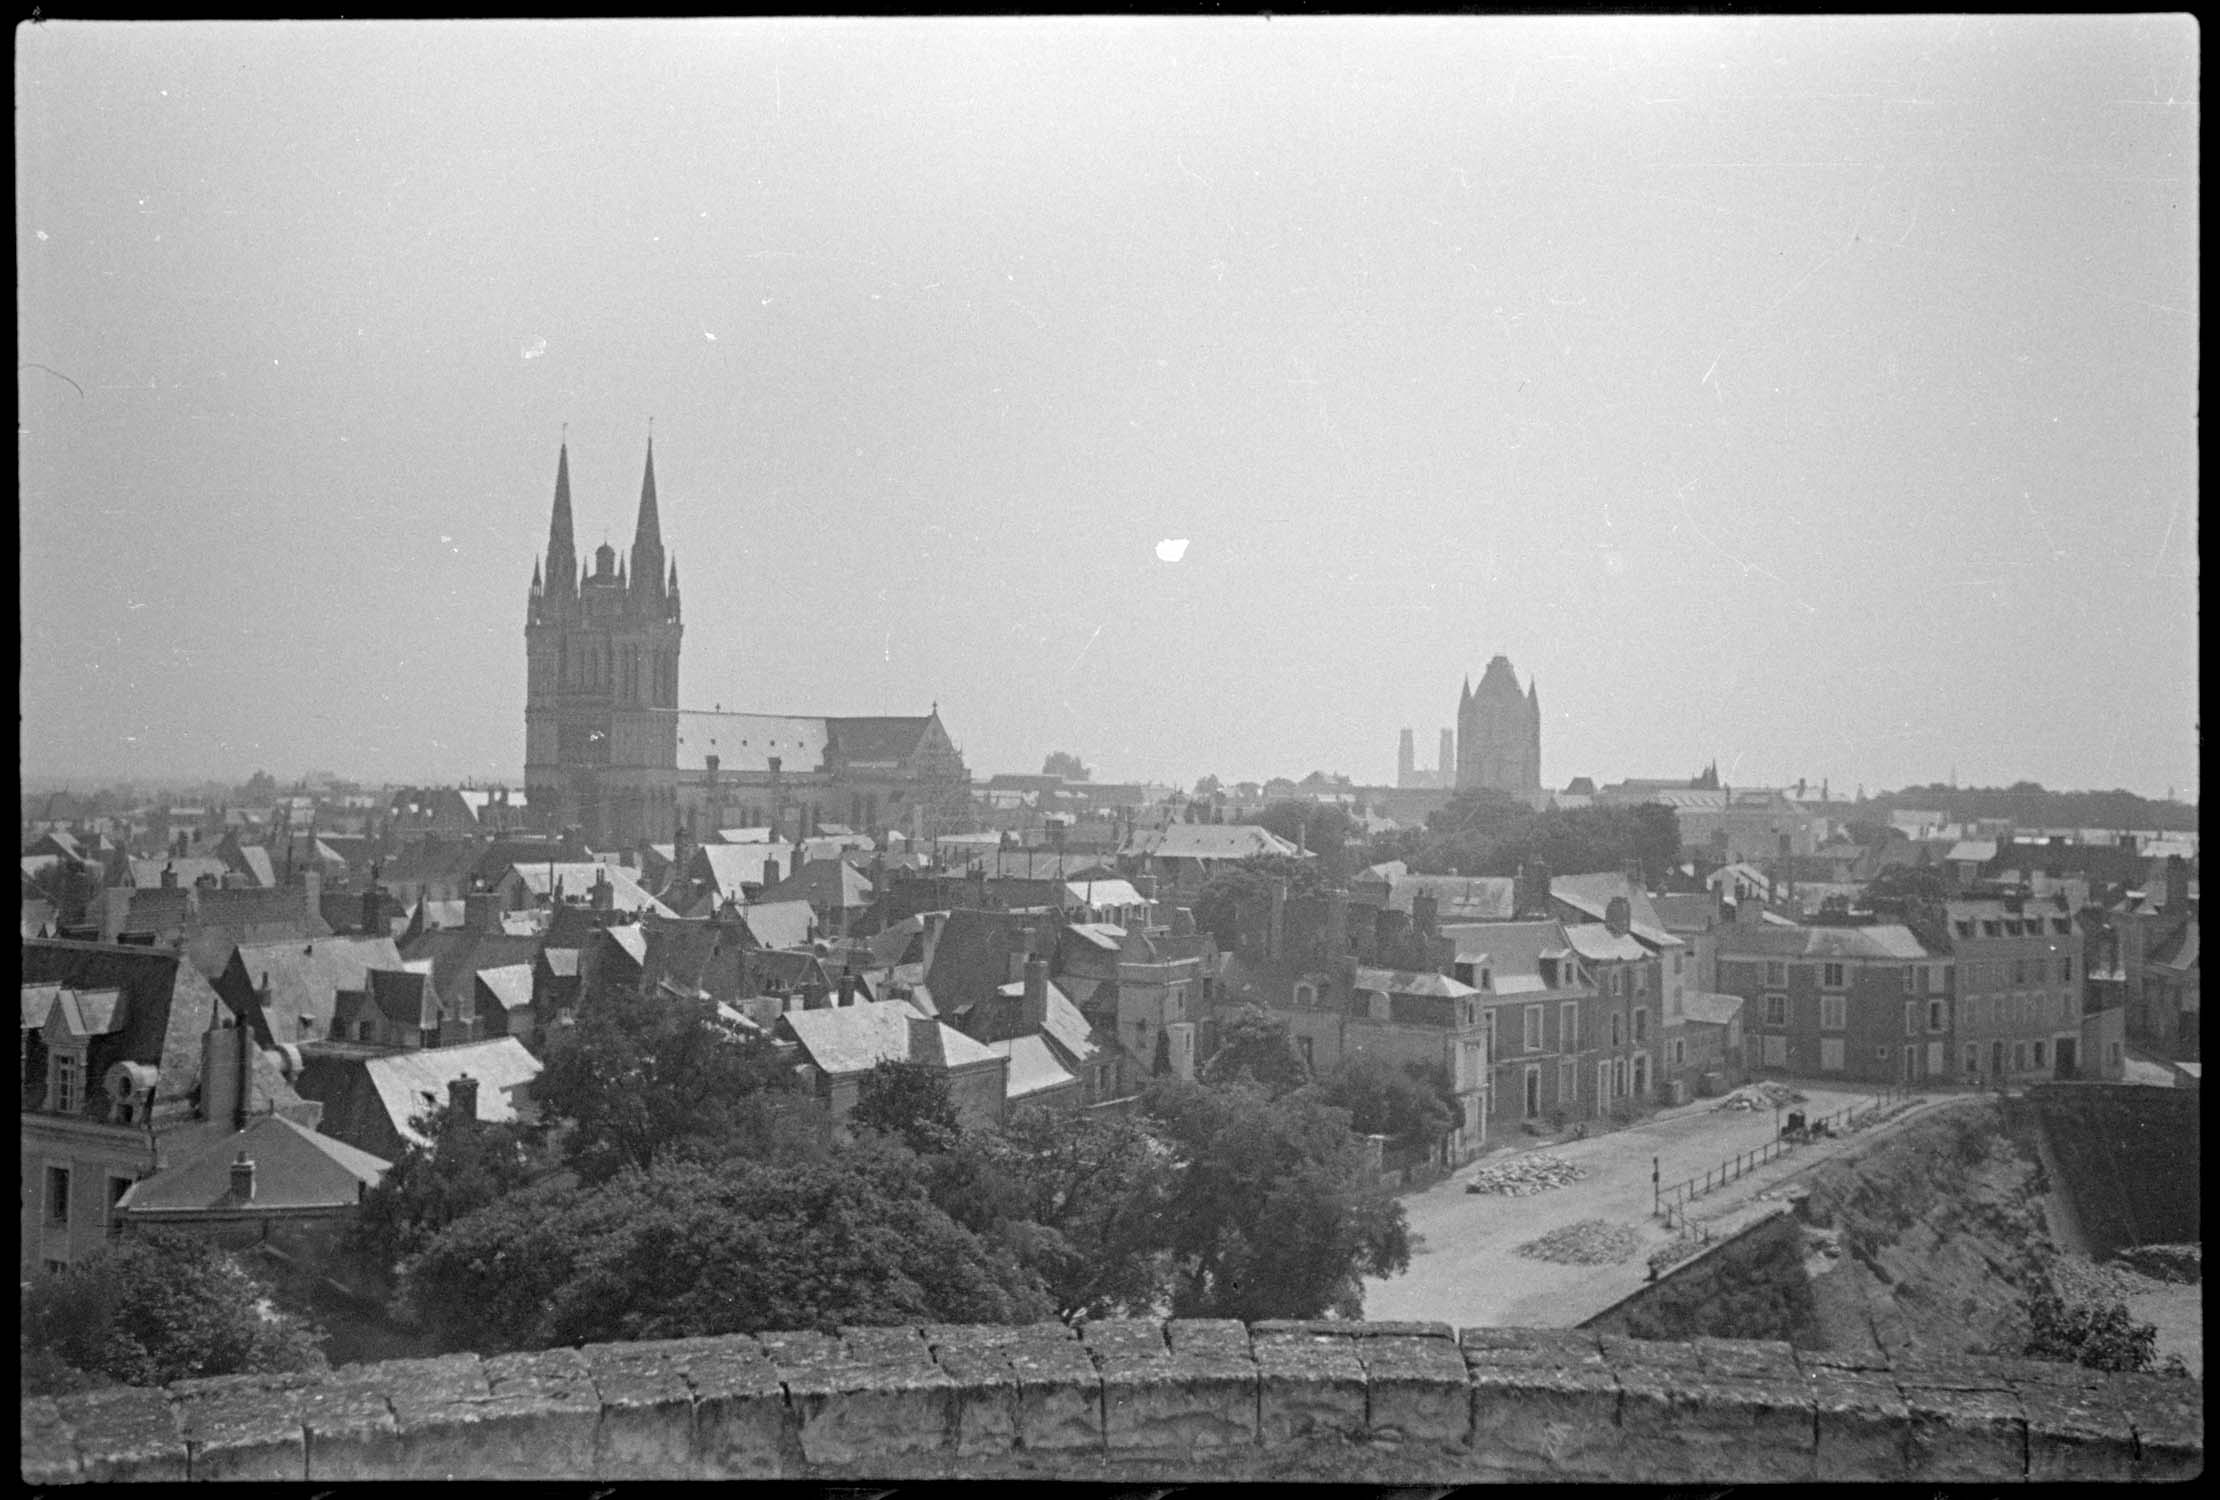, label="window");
[1766,960,1787,986]
[1484,1009,1497,1064]
[1293,983,1317,1008]
[2013,1042,2028,1072]
[2032,1041,2046,1069]
[46,1166,71,1225]
[1560,1001,1579,1051]
[1558,1058,1577,1111]
[1523,1005,1542,1052]
[1955,921,1975,938]
[2060,955,2074,984]
[1929,1000,1946,1032]
[1823,962,1846,988]
[1820,995,1846,1030]
[1983,921,2001,938]
[1905,1002,1918,1037]
[1634,1008,1648,1043]
[1523,1066,1541,1118]
[1763,1035,1787,1067]
[1453,963,1474,987]
[1819,1038,1846,1072]
[2012,960,2027,986]
[48,1049,83,1114]
[1610,1013,1623,1047]
[1965,1044,1980,1075]
[1765,994,1787,1026]
[1610,969,1625,997]
[1902,967,1916,994]
[1672,1037,1687,1066]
